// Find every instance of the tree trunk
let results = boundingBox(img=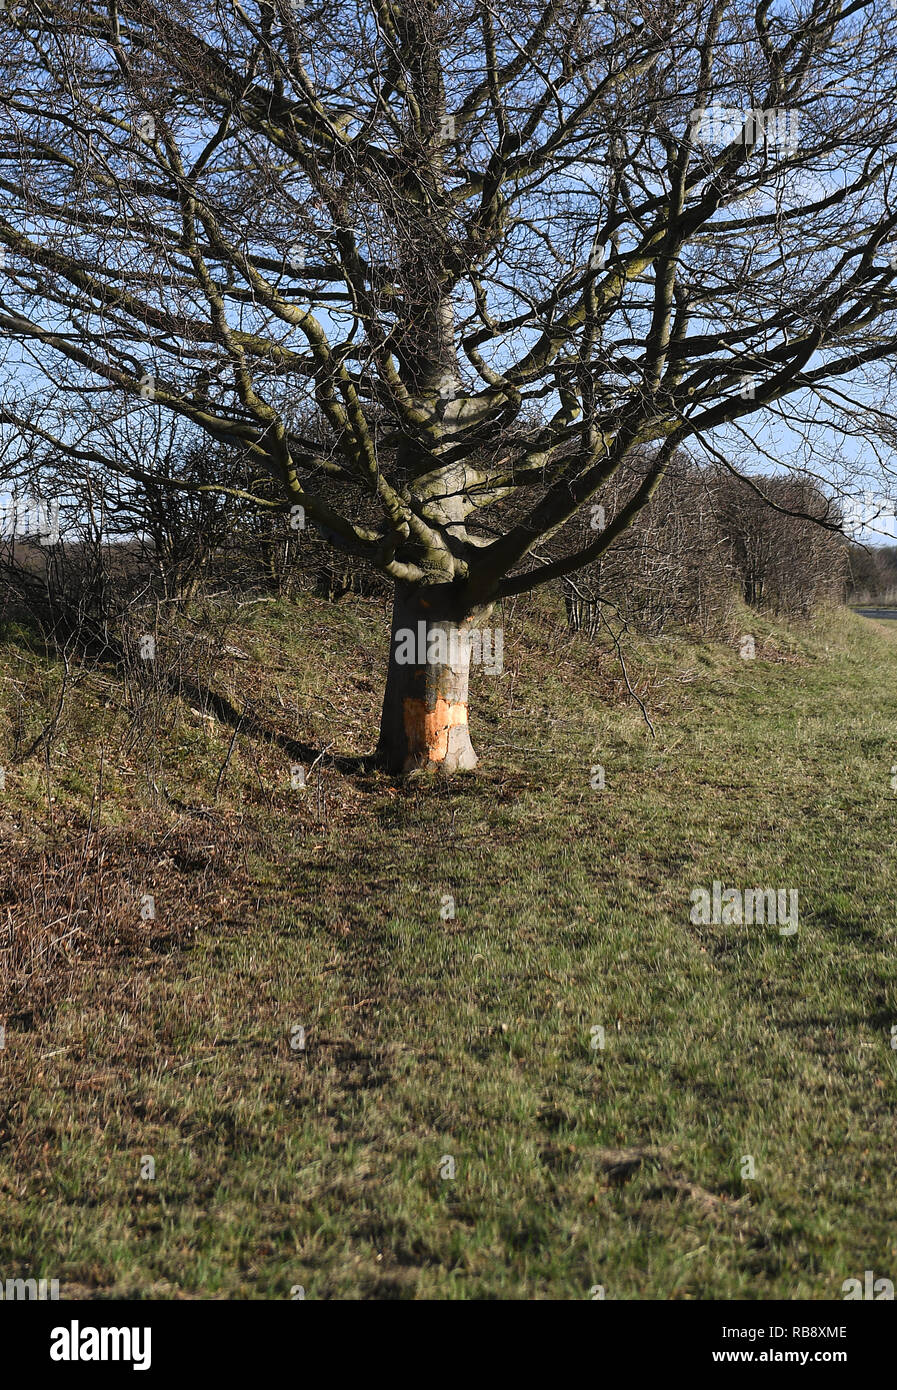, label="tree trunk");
[377,584,482,774]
